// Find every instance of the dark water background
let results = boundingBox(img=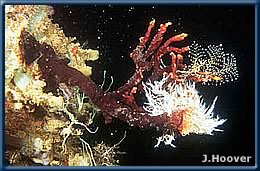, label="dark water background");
[51,5,255,166]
